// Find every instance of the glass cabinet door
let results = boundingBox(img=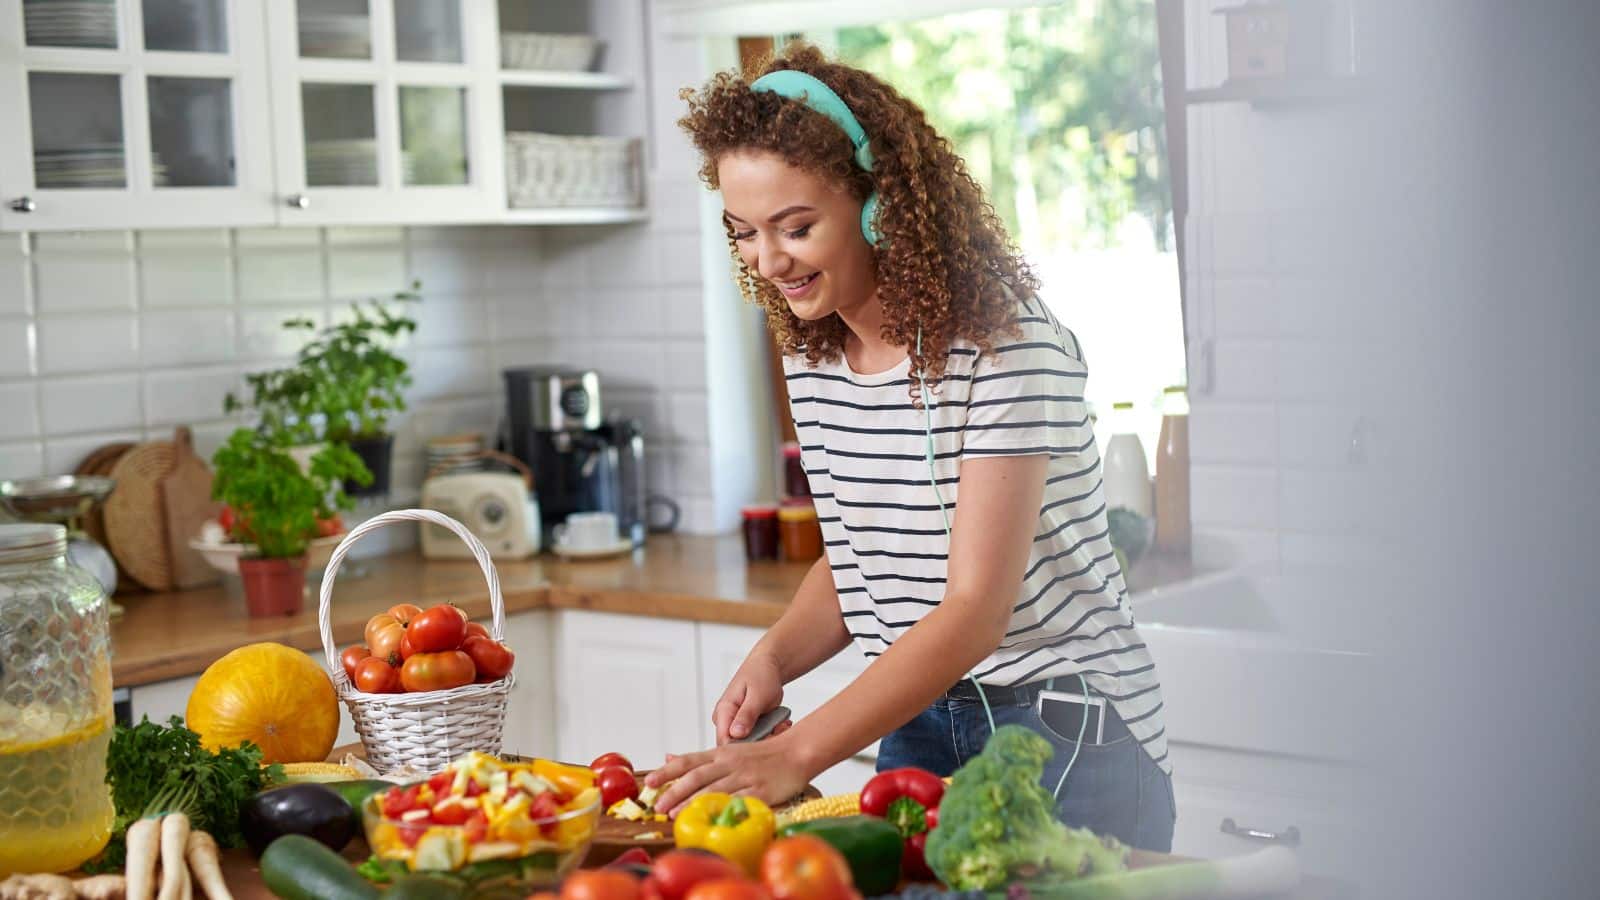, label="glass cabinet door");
[267,0,497,225]
[0,0,277,231]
